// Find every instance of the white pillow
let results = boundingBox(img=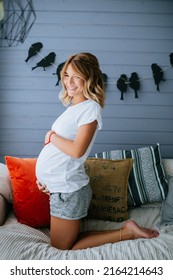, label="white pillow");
[162,159,173,177]
[0,194,9,225]
[0,163,13,203]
